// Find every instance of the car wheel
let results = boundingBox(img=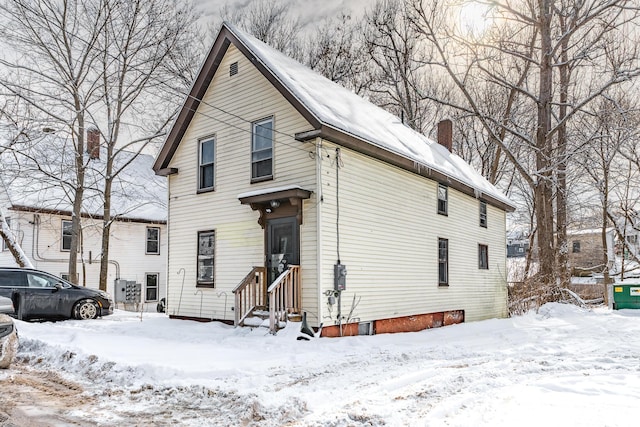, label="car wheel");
[74,299,99,320]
